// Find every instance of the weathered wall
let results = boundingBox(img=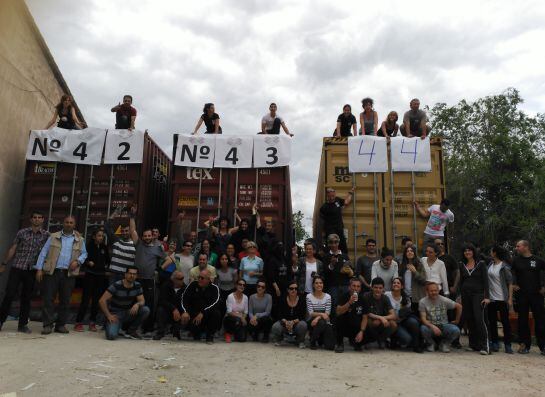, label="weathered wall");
[0,0,79,294]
